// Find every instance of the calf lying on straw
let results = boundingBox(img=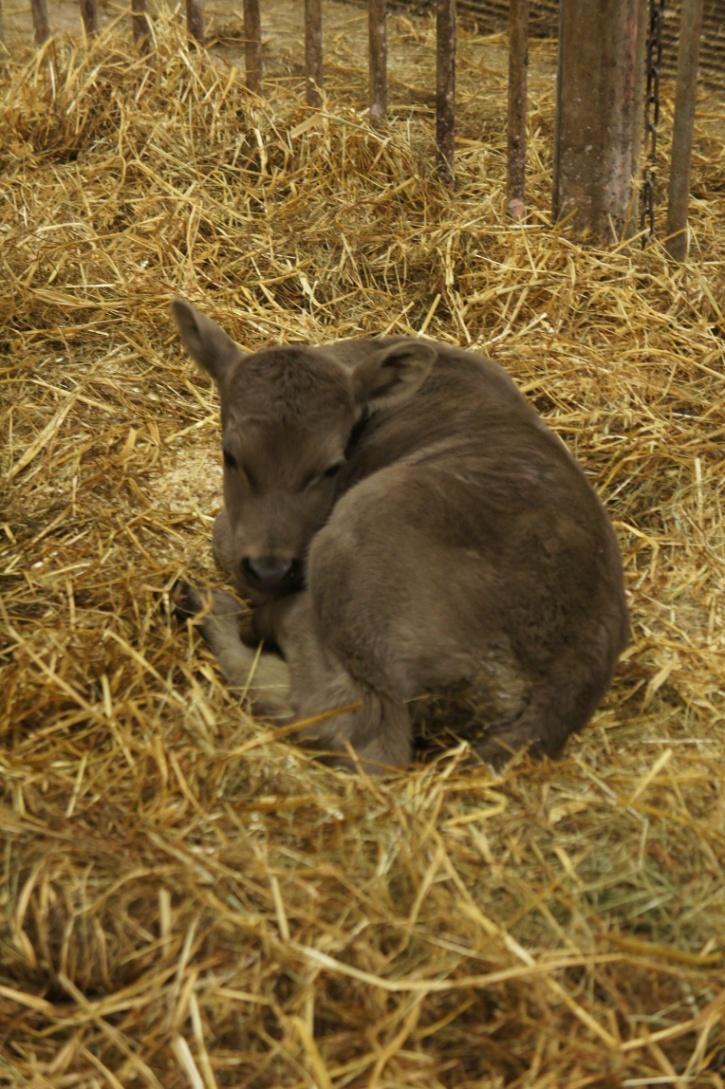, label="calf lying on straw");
[170,299,629,772]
